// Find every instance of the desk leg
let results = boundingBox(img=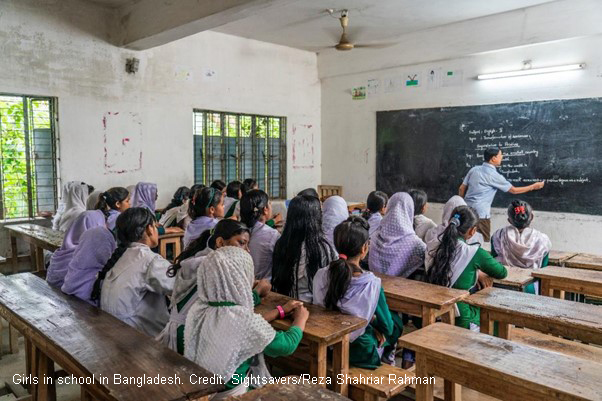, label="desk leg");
[332,334,349,395]
[309,342,327,387]
[540,279,552,297]
[159,240,168,261]
[415,354,434,401]
[444,379,461,401]
[25,339,33,381]
[479,310,493,335]
[498,322,513,340]
[10,234,19,274]
[35,348,56,401]
[9,324,19,354]
[174,240,181,261]
[29,244,38,272]
[421,307,437,327]
[552,289,565,300]
[440,308,454,325]
[34,246,45,273]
